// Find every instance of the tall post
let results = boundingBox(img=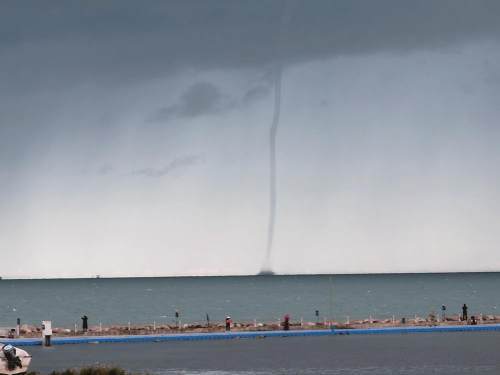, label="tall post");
[329,276,334,329]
